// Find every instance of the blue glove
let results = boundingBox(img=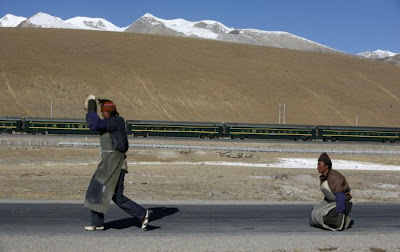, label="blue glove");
[335,192,346,214]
